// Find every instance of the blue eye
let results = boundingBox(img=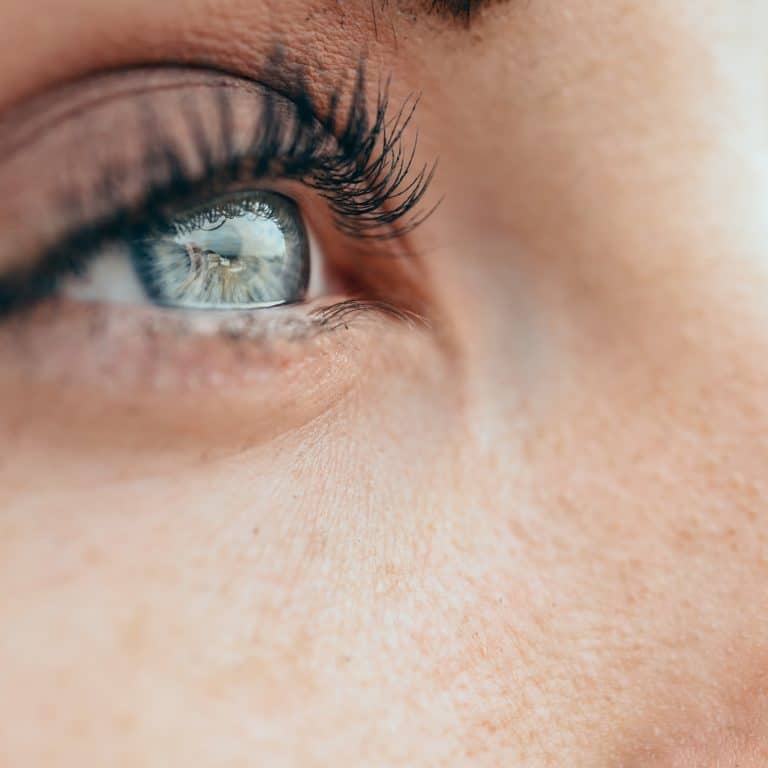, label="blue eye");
[0,65,437,320]
[61,190,312,311]
[133,191,309,310]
